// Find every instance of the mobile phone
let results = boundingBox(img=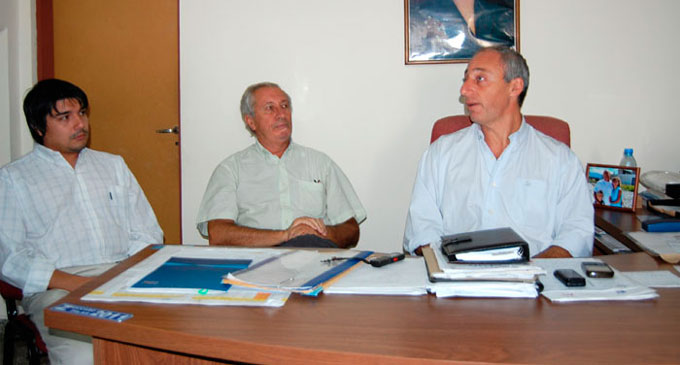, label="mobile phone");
[581,261,615,278]
[554,269,586,287]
